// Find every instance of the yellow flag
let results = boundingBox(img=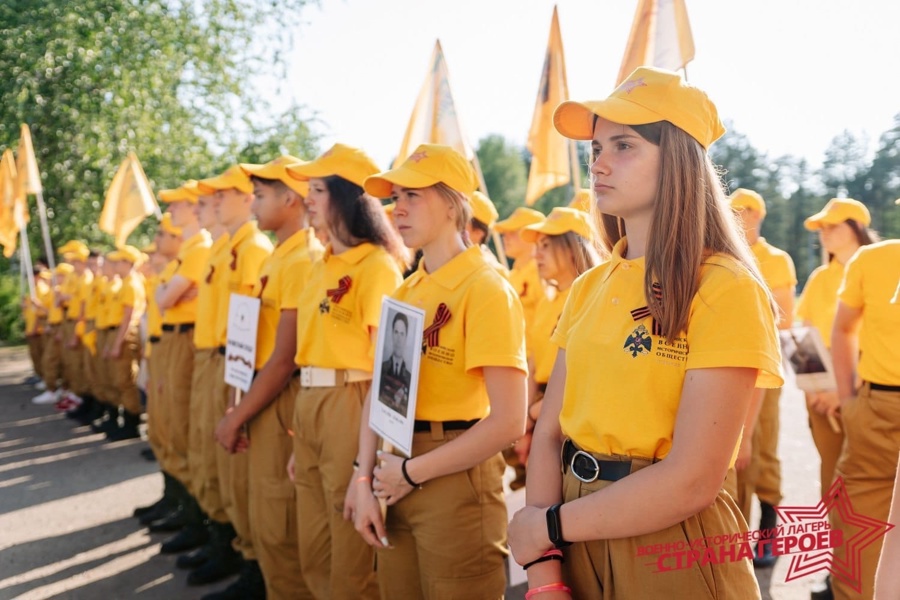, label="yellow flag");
[98,152,160,246]
[616,0,695,85]
[16,124,43,196]
[0,149,30,258]
[525,6,572,206]
[394,40,477,168]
